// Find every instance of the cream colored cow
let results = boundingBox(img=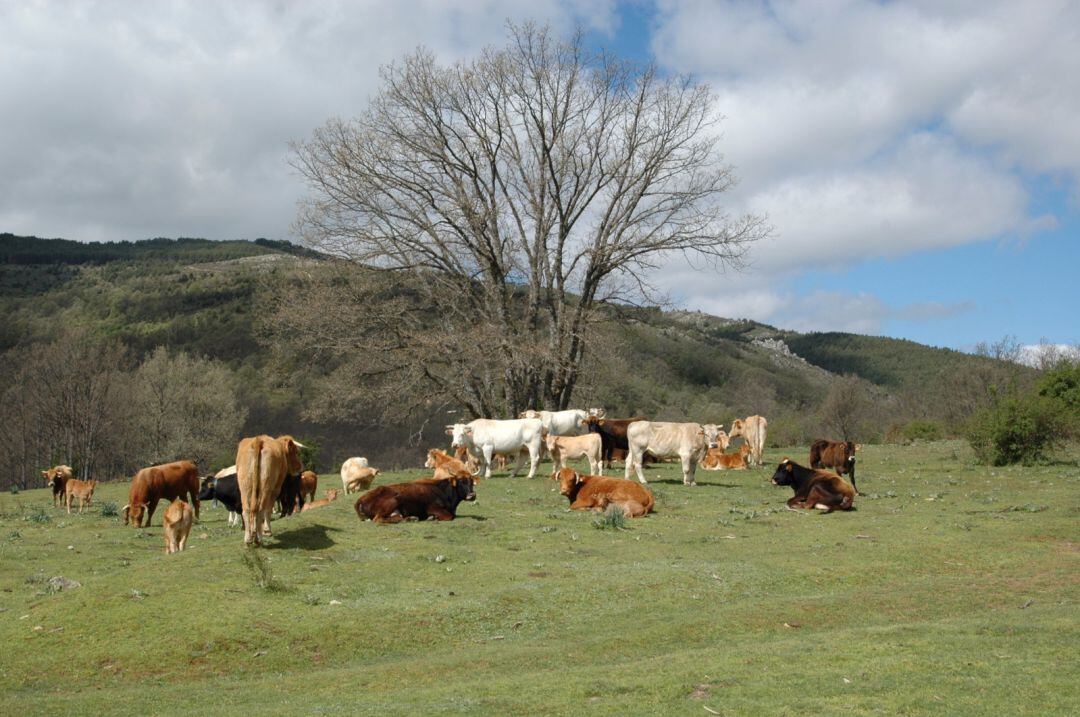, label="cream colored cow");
[729,415,768,466]
[545,432,603,476]
[624,422,724,486]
